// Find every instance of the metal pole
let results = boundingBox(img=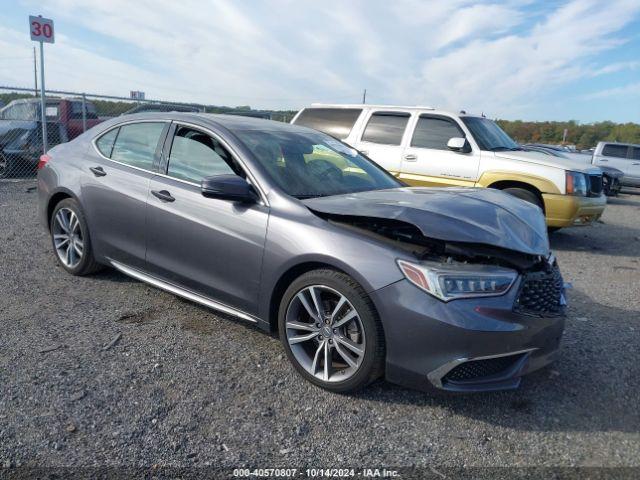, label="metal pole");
[362,89,367,104]
[33,47,38,96]
[39,40,48,154]
[81,93,87,132]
